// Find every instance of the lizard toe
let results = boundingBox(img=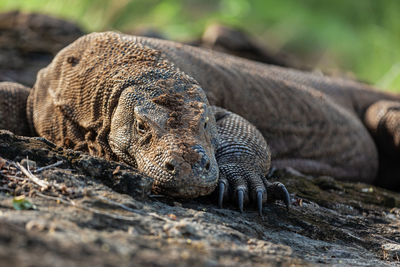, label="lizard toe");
[257,189,264,216]
[219,165,271,214]
[233,185,249,212]
[218,178,228,208]
[218,165,289,214]
[217,164,251,211]
[264,180,290,210]
[246,174,268,215]
[237,188,245,212]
